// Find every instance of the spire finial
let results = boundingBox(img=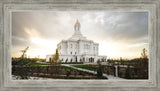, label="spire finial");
[76,19,80,24]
